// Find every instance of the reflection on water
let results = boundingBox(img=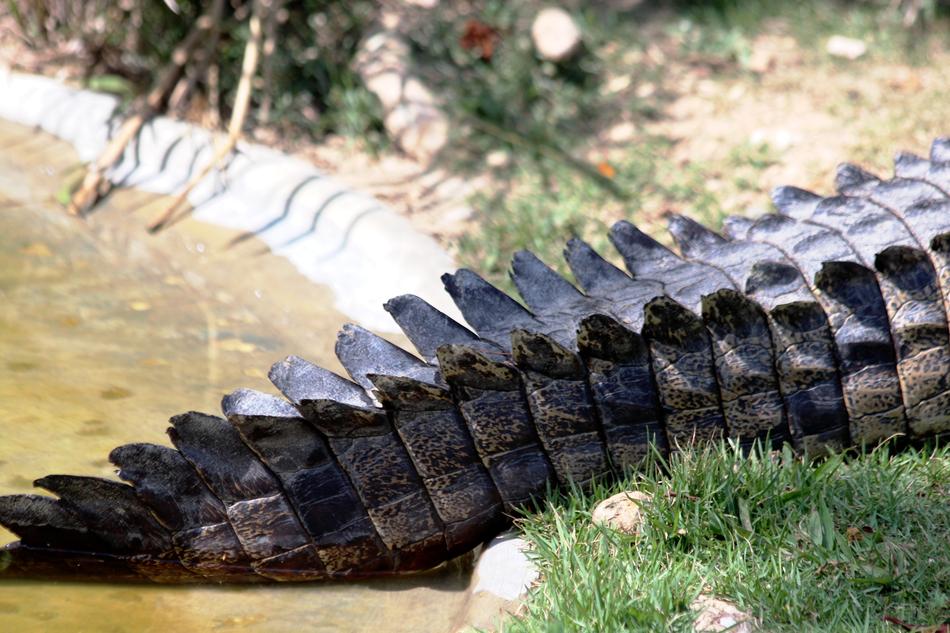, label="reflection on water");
[0,122,474,633]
